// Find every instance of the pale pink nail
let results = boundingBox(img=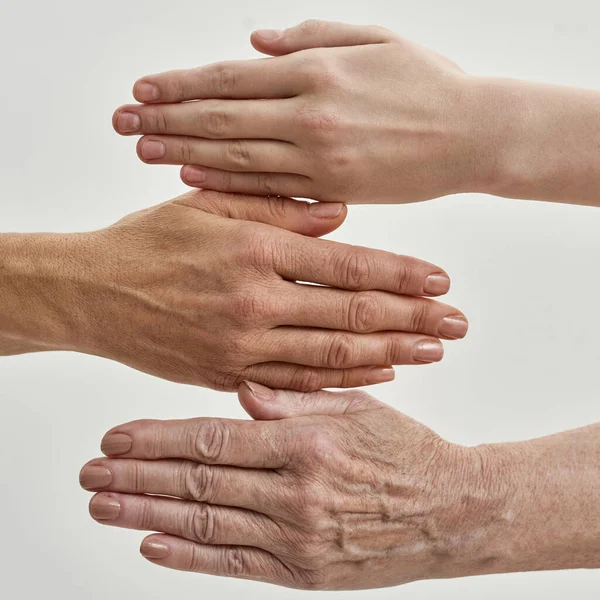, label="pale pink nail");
[255,29,284,40]
[423,273,451,296]
[308,202,344,218]
[439,316,469,340]
[117,112,141,133]
[365,367,395,385]
[413,340,444,363]
[89,495,121,521]
[135,82,160,102]
[183,166,207,184]
[243,381,274,401]
[141,540,170,559]
[140,140,166,160]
